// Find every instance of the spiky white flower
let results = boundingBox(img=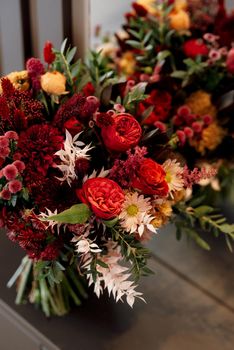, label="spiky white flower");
[55,130,93,186]
[83,241,145,307]
[119,192,156,237]
[162,159,184,195]
[83,167,110,183]
[72,235,102,255]
[39,208,65,234]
